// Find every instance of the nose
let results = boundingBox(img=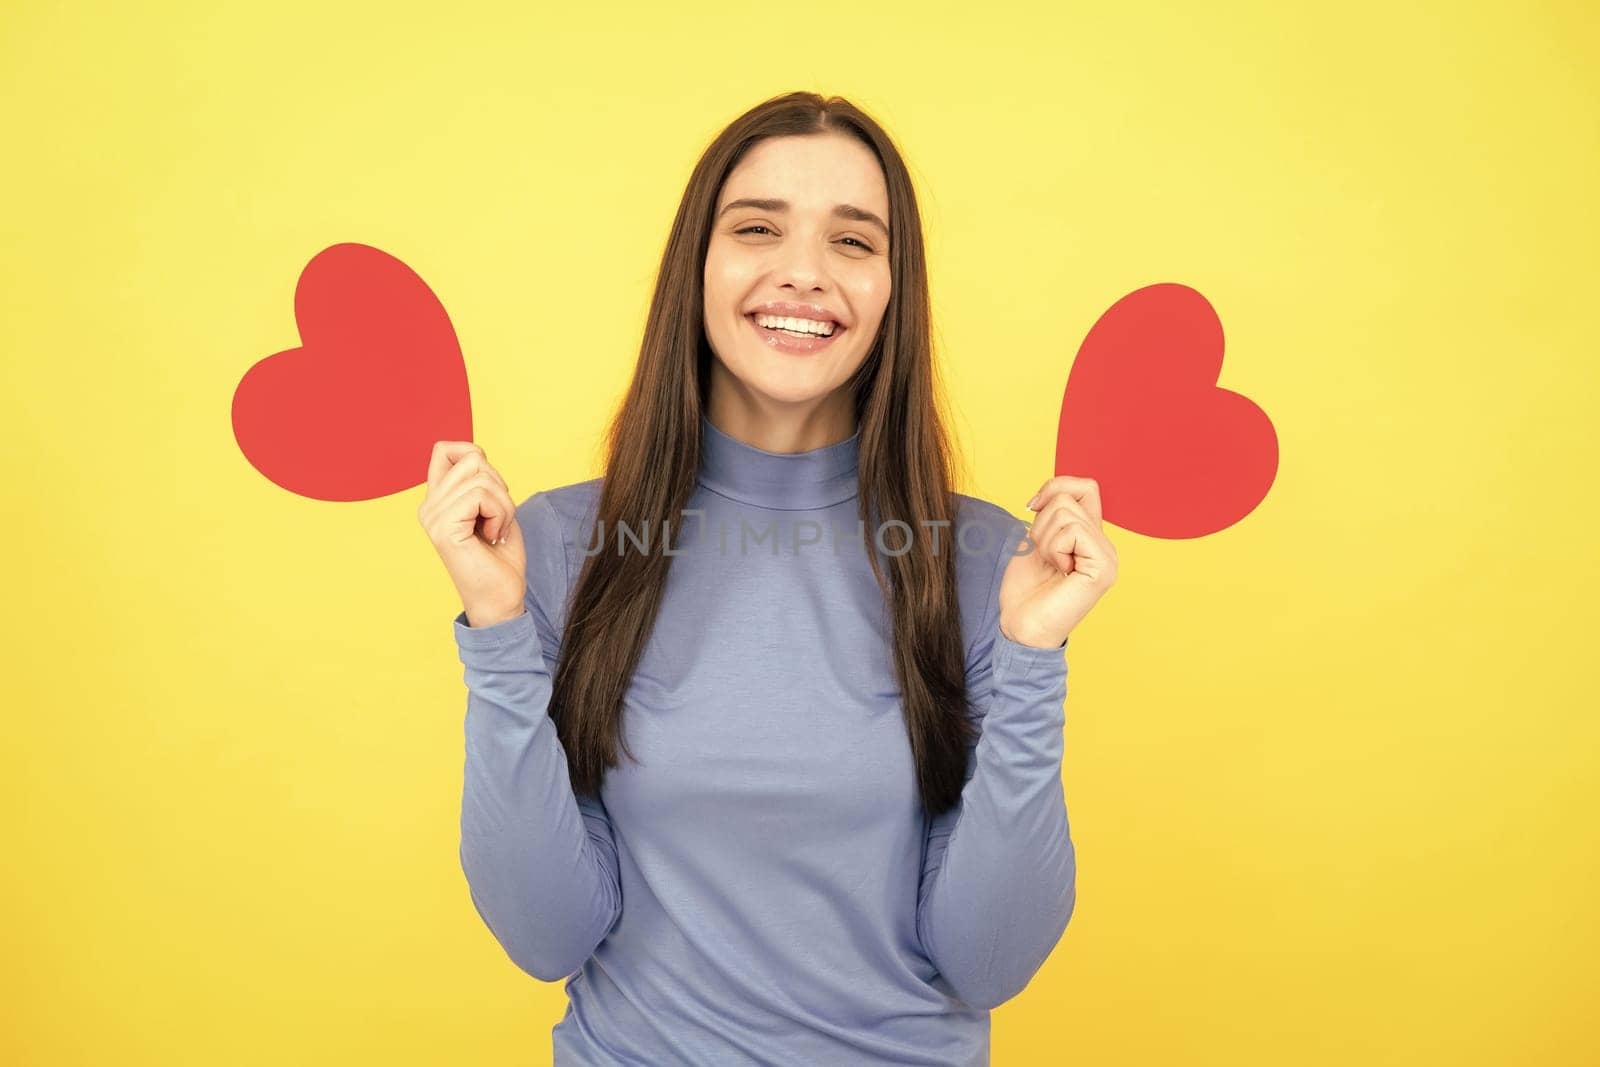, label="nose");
[774,232,828,293]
